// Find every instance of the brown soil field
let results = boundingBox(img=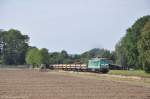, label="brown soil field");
[0,69,150,99]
